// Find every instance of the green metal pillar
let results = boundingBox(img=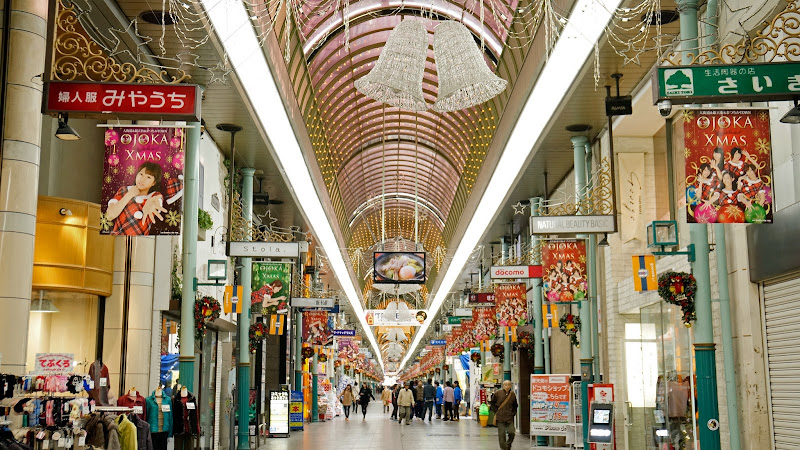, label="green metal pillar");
[585,142,600,382]
[236,168,255,450]
[503,329,511,381]
[178,122,201,392]
[571,135,592,447]
[530,197,547,446]
[715,224,741,450]
[312,354,319,422]
[294,310,303,391]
